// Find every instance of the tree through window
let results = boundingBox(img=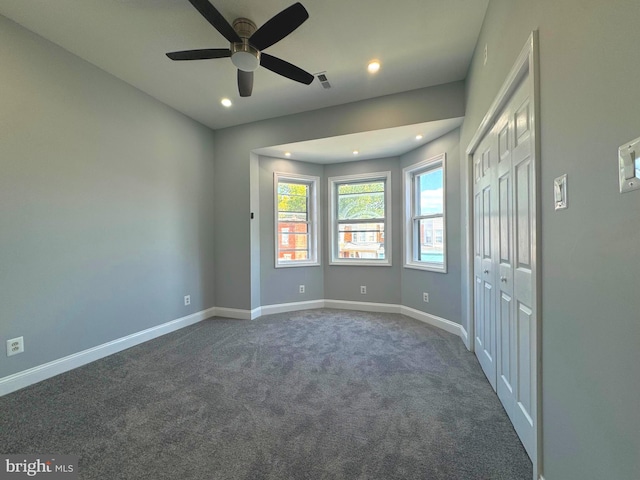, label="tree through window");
[275,173,320,267]
[329,172,391,265]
